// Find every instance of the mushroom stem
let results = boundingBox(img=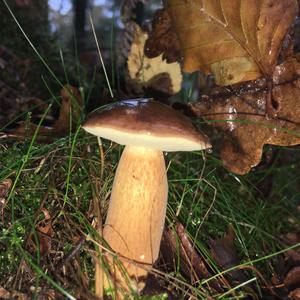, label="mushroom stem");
[103,145,168,293]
